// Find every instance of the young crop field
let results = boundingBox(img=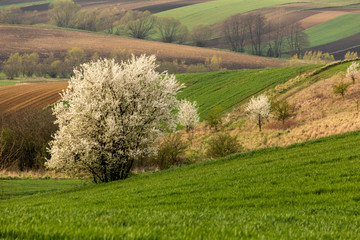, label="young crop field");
[0,178,89,200]
[177,65,317,119]
[1,131,360,239]
[305,13,360,48]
